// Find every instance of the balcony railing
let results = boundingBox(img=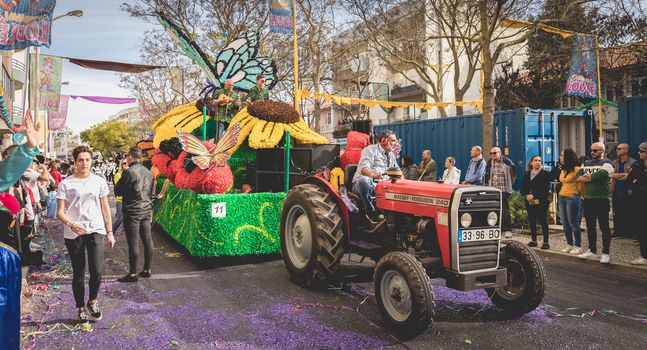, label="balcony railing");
[12,59,25,73]
[12,59,26,86]
[13,106,23,121]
